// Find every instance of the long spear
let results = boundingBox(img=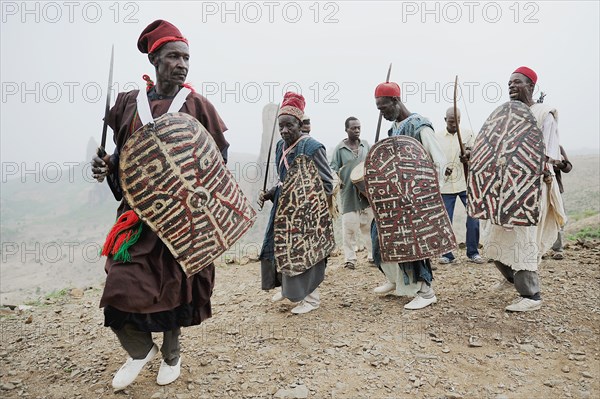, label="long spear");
[257,104,280,210]
[97,45,114,158]
[374,63,392,143]
[453,75,469,183]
